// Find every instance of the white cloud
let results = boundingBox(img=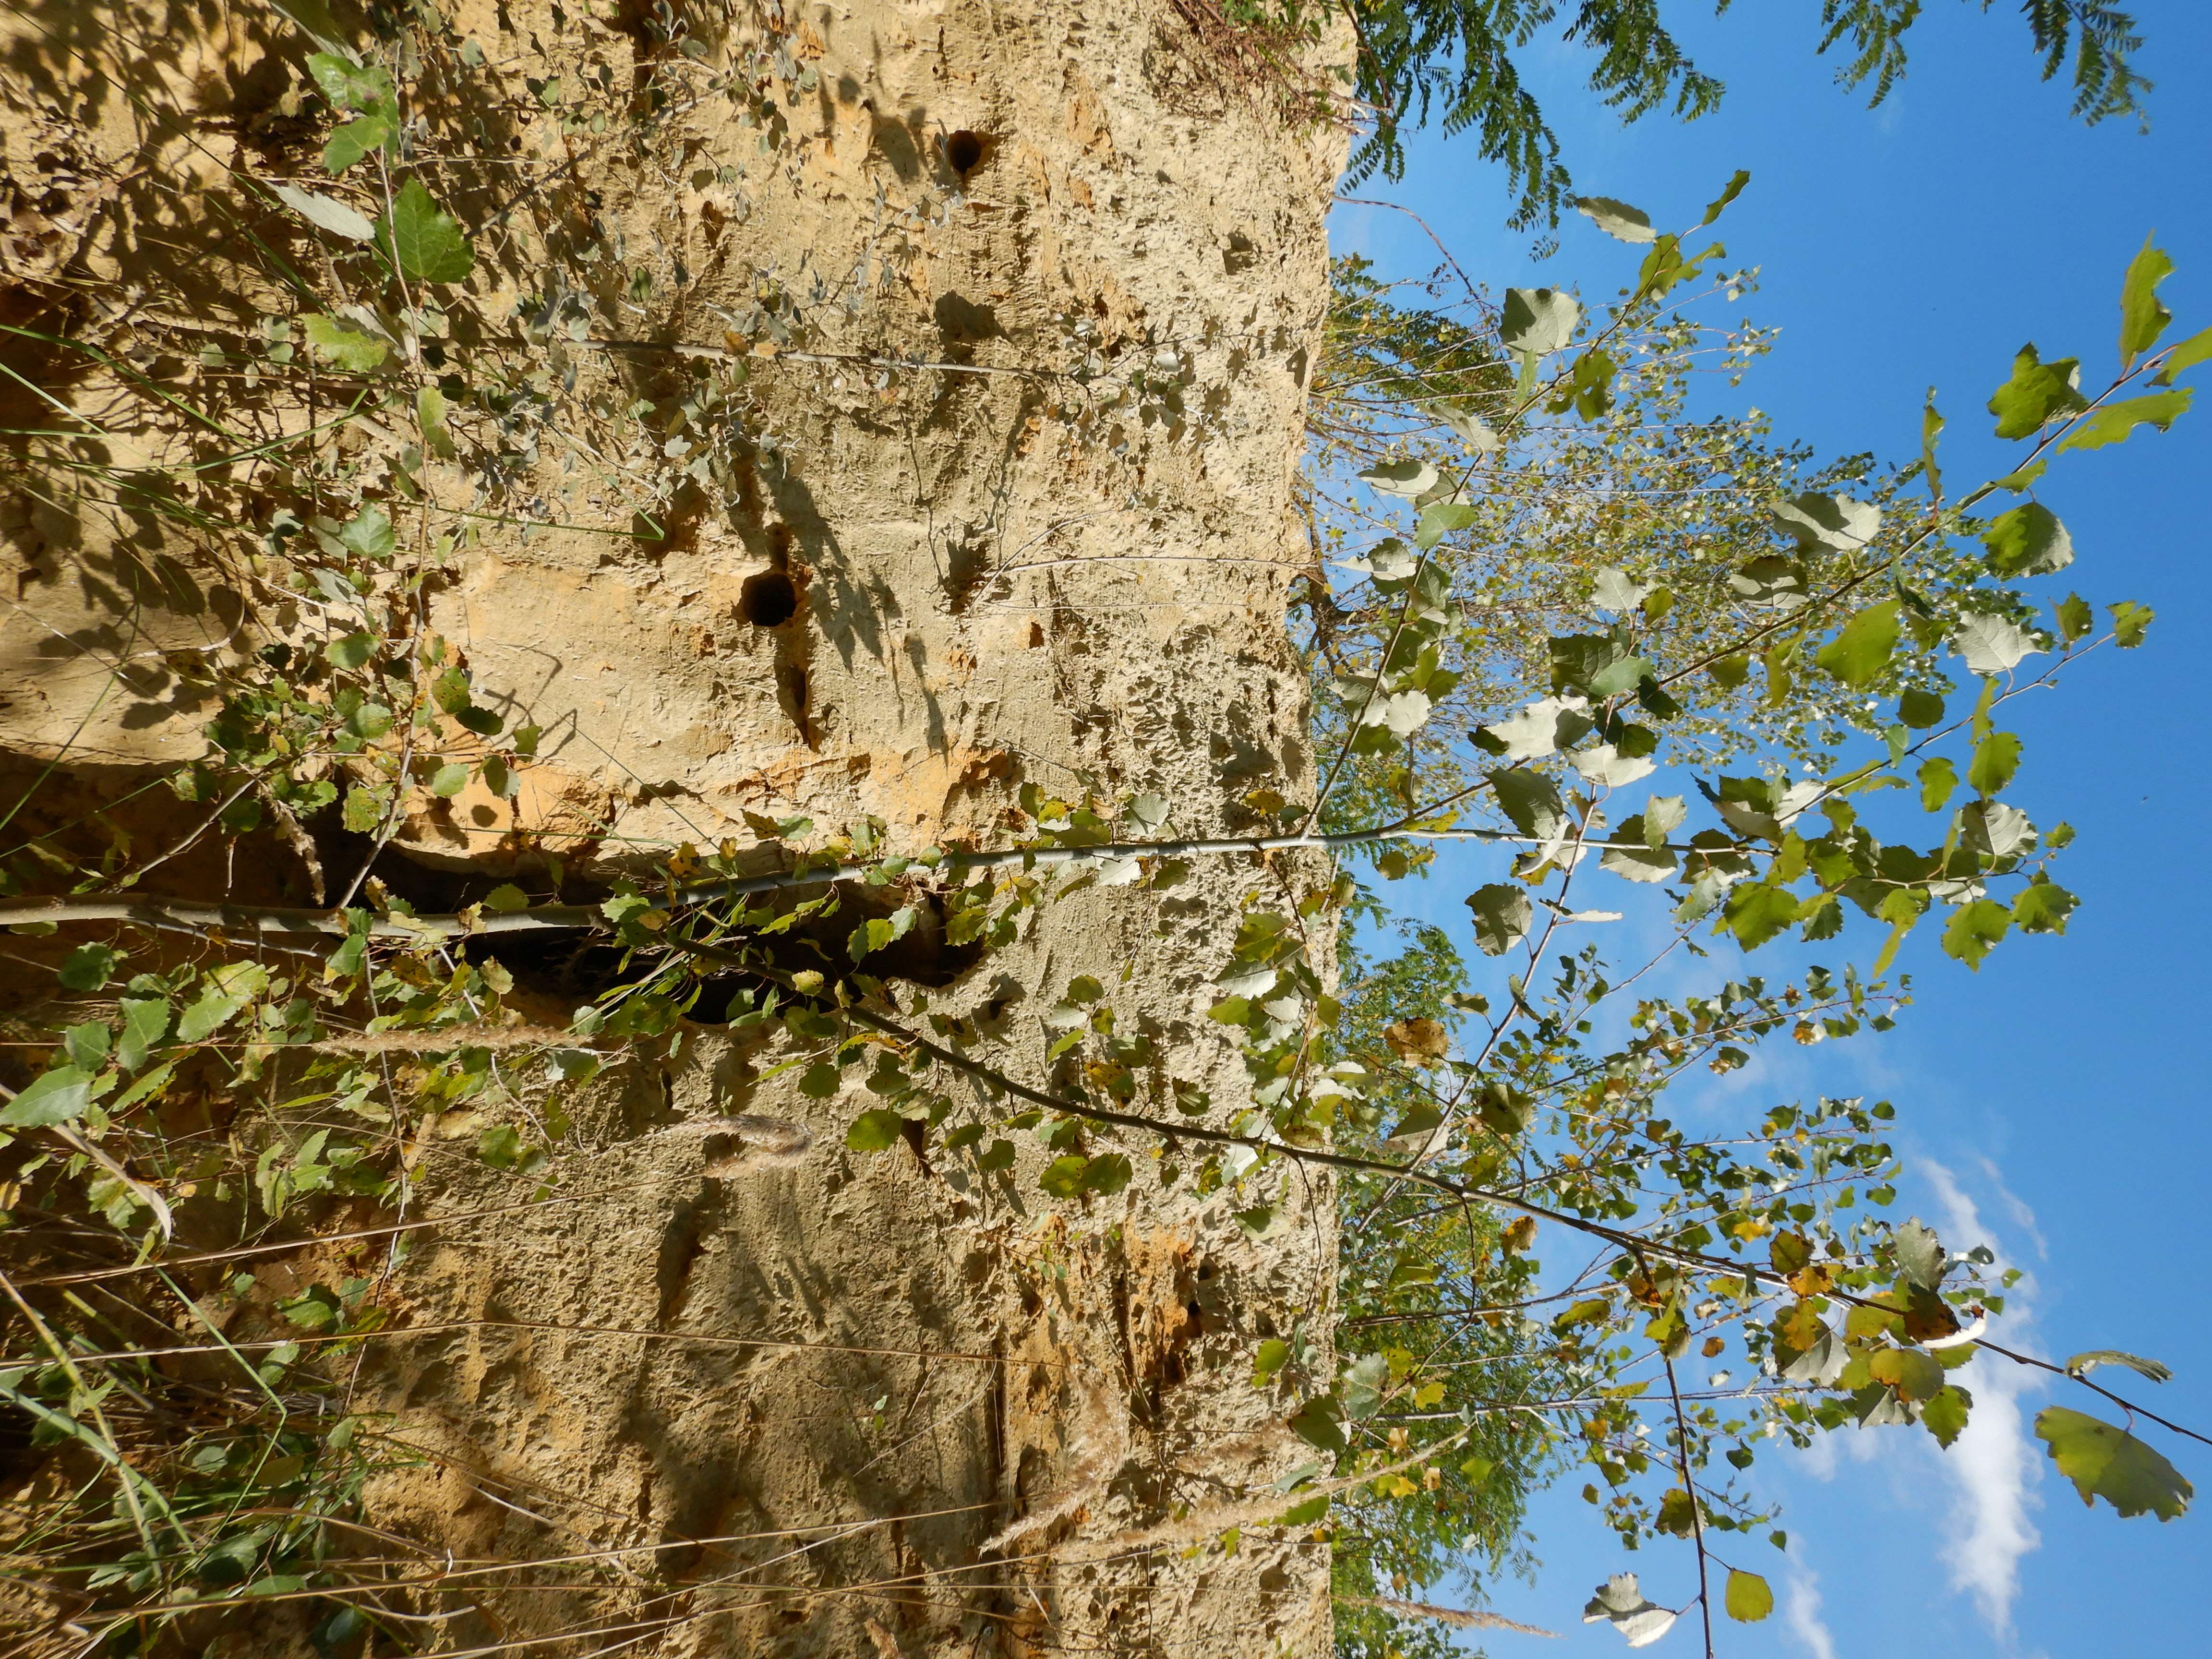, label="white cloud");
[1922,1156,2047,1639]
[1783,1565,1839,1659]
